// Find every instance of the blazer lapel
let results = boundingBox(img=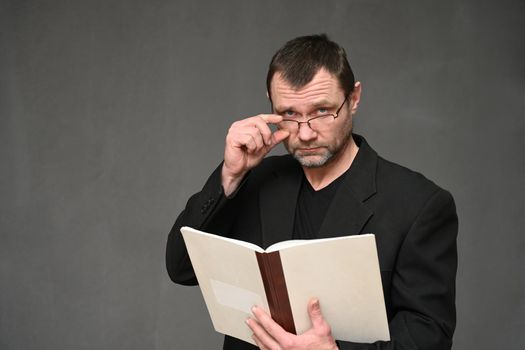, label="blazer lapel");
[318,134,378,238]
[259,134,378,244]
[317,180,373,238]
[259,158,302,248]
